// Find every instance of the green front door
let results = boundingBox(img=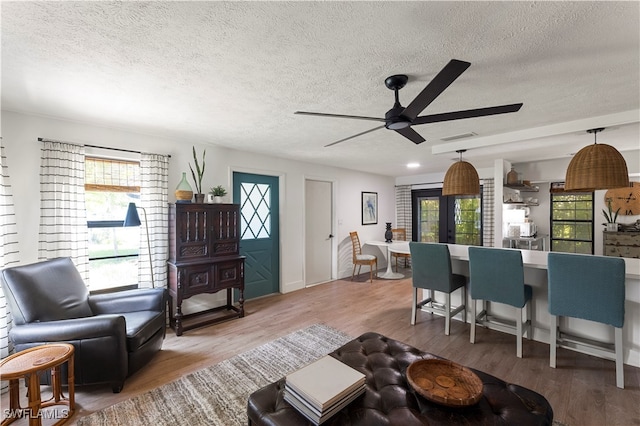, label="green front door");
[233,172,280,299]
